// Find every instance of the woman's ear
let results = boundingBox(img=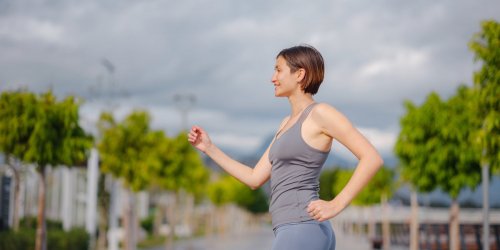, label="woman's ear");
[296,68,306,83]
